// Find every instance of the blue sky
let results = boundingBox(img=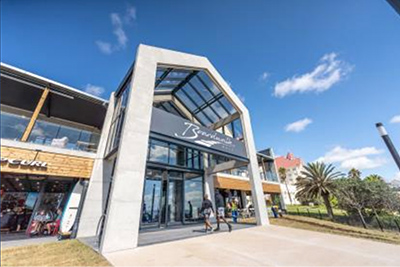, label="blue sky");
[2,0,400,181]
